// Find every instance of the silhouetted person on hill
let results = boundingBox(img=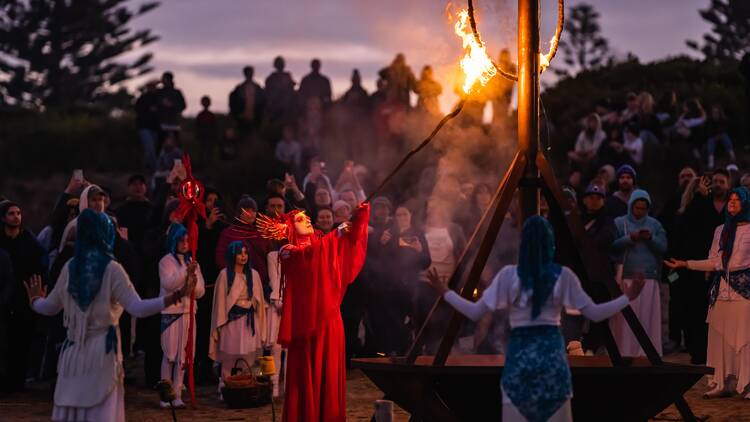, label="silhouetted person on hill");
[196,96,218,160]
[265,56,297,125]
[341,69,369,113]
[379,53,417,108]
[415,65,442,116]
[298,59,332,108]
[230,66,266,134]
[156,71,186,135]
[134,81,160,173]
